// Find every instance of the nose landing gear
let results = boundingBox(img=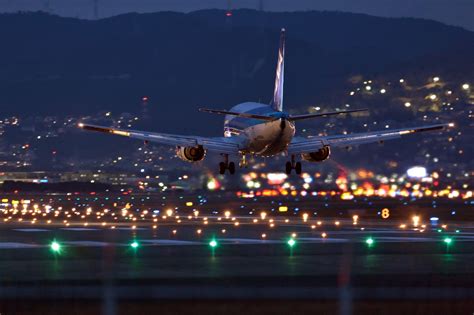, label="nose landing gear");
[219,154,236,175]
[285,154,302,175]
